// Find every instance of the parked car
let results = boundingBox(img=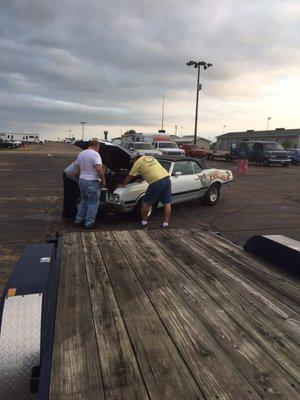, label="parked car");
[124,142,162,156]
[74,140,233,218]
[0,138,13,149]
[235,141,291,166]
[10,140,23,148]
[291,149,300,165]
[153,141,185,156]
[180,143,206,158]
